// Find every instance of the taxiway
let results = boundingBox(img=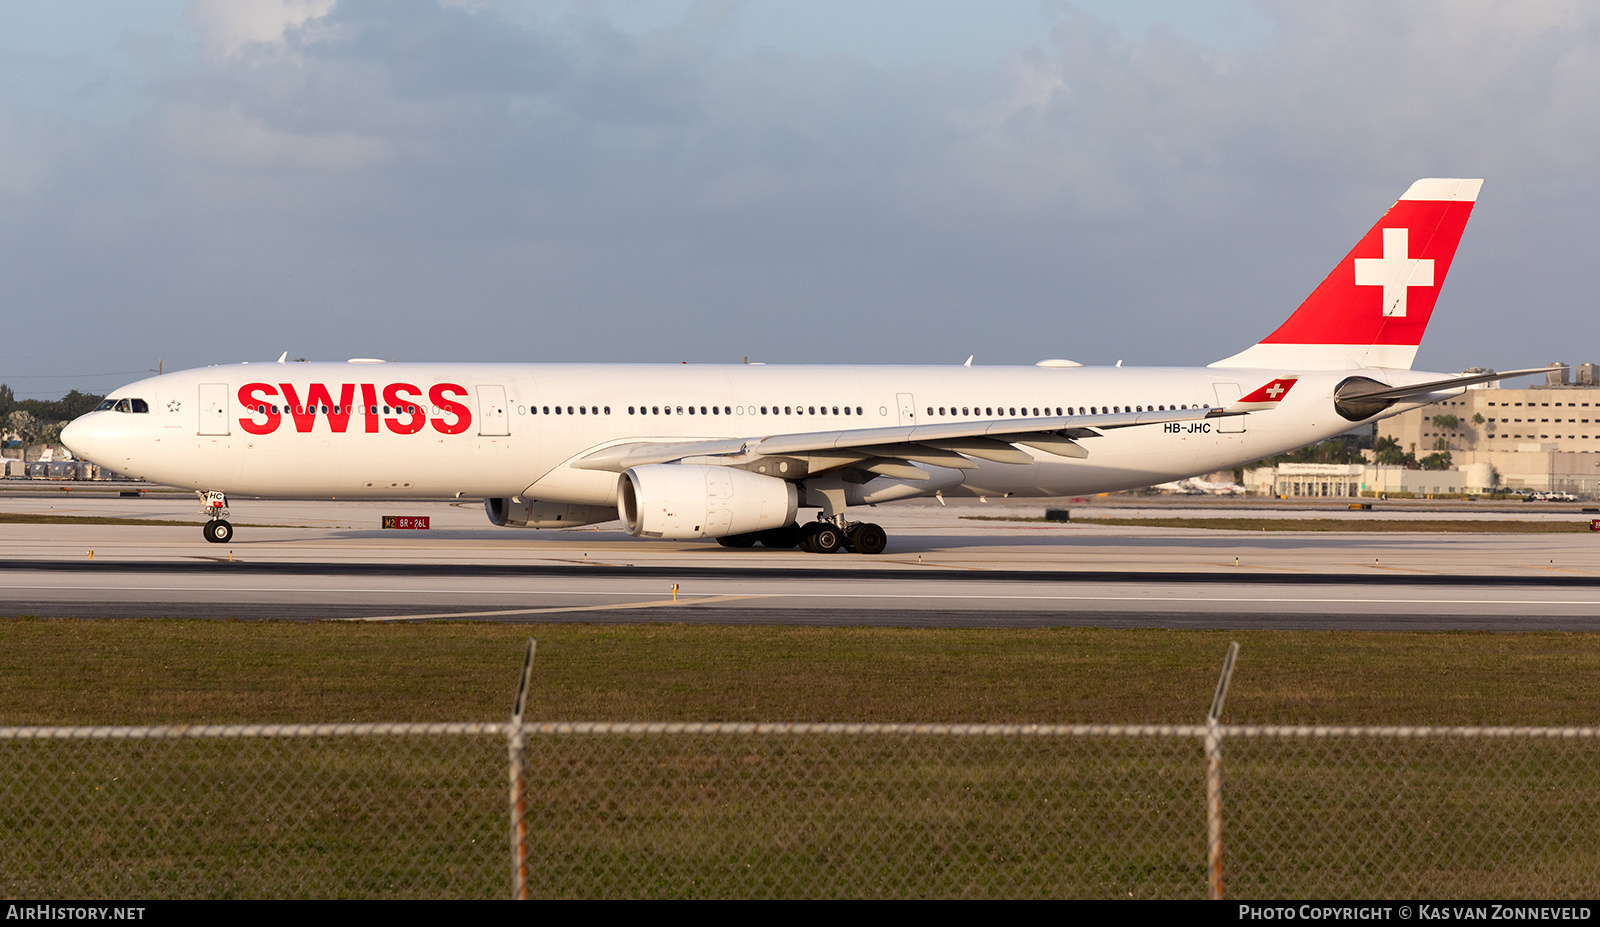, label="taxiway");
[3,488,1598,630]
